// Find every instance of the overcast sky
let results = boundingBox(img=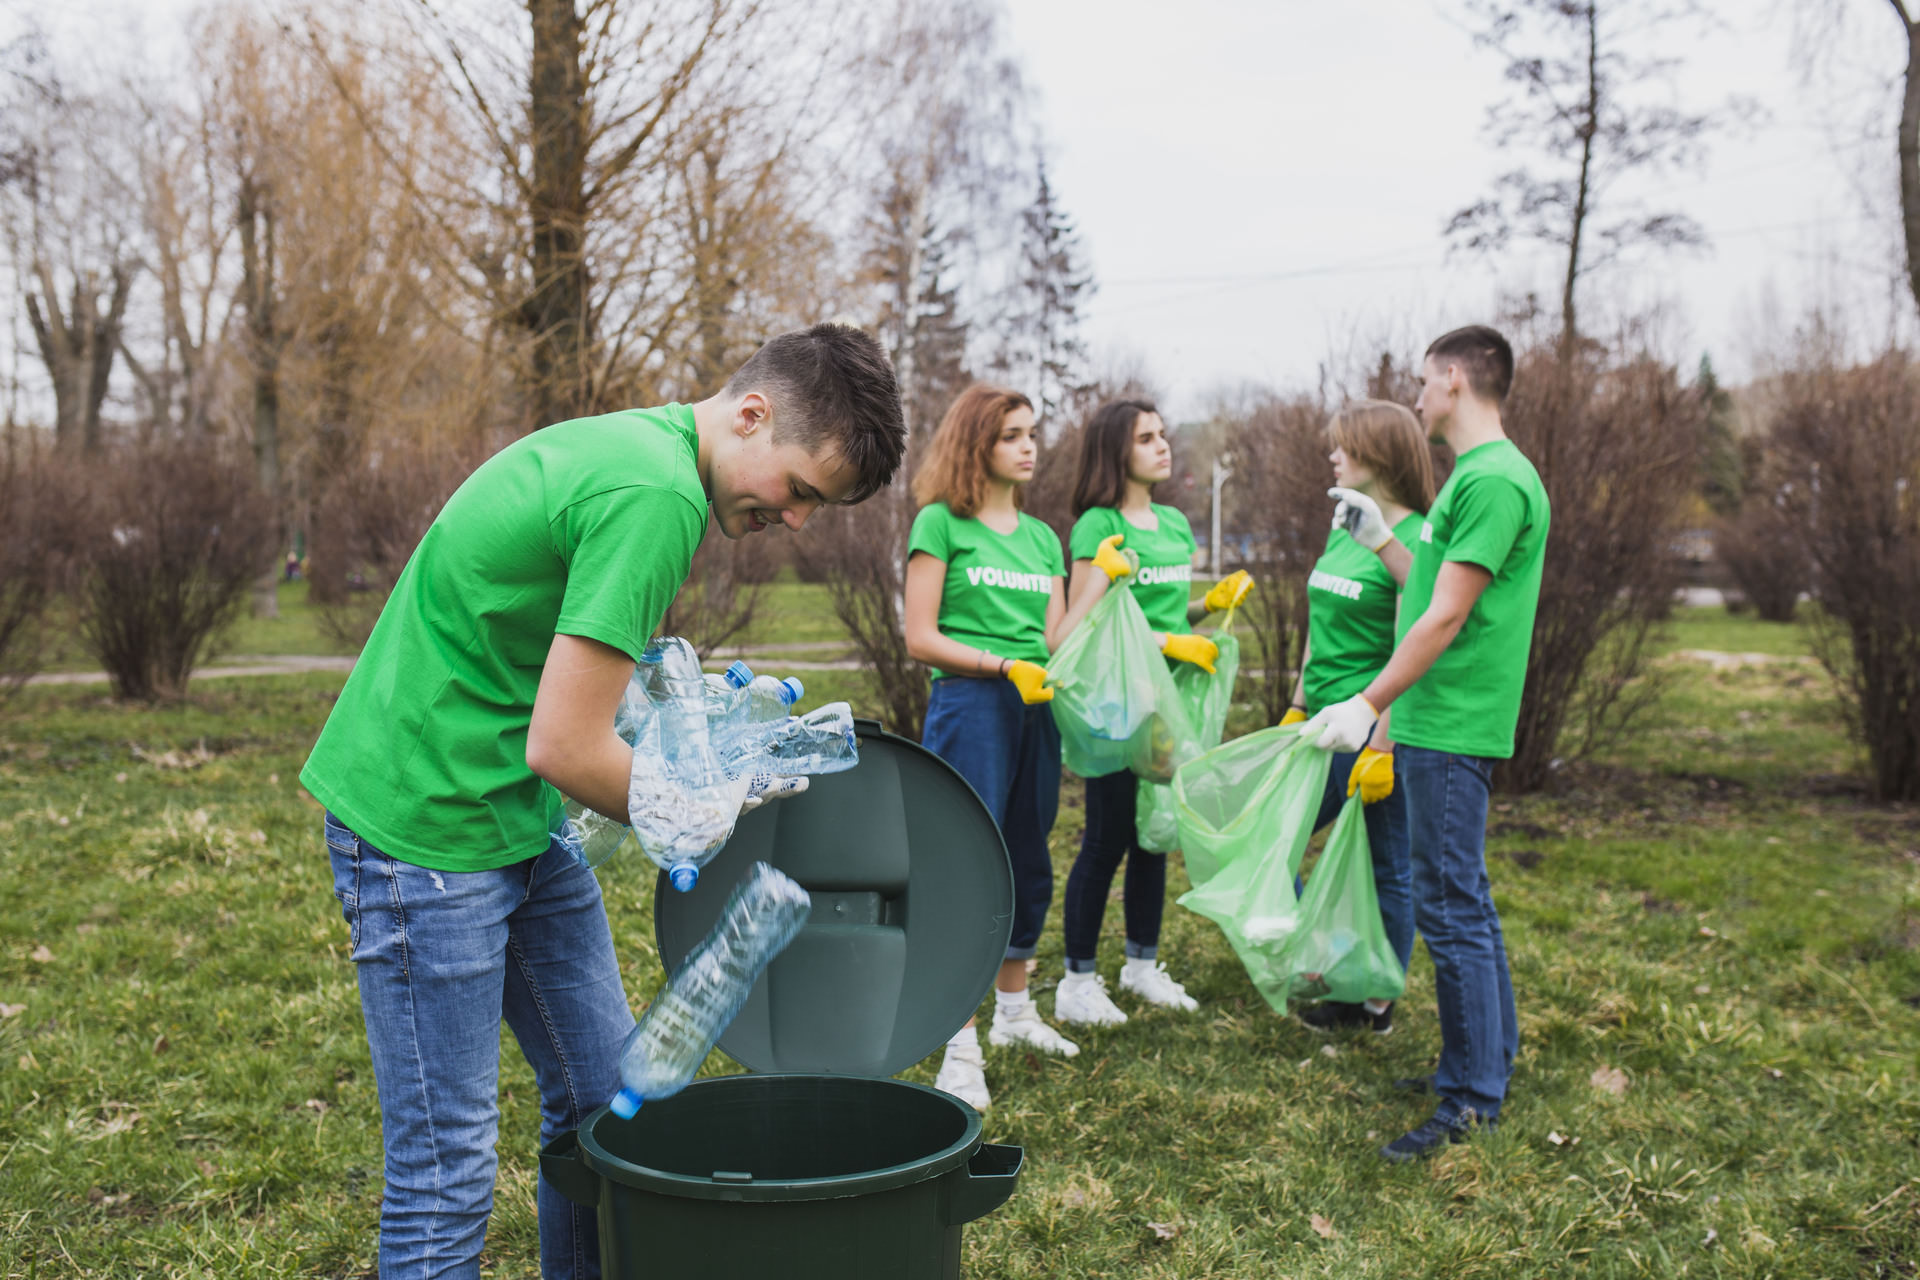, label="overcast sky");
[1003,0,1905,416]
